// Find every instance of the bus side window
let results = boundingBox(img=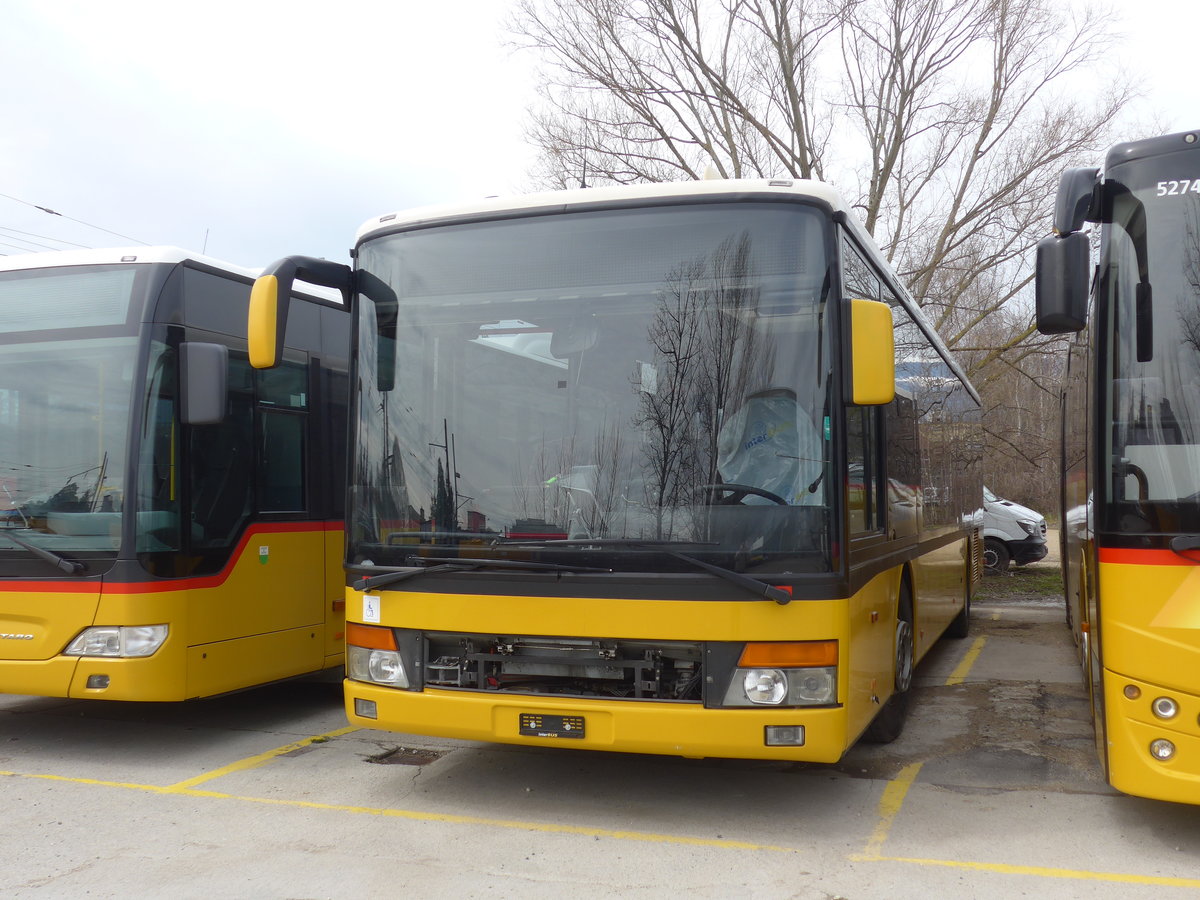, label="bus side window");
[848,406,883,534]
[189,355,254,555]
[256,361,308,513]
